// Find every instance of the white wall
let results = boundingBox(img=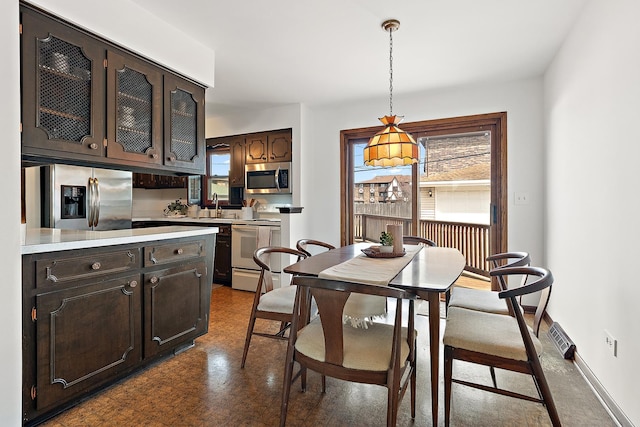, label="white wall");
[27,0,215,87]
[1,0,22,423]
[303,78,545,256]
[544,0,640,424]
[206,80,547,284]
